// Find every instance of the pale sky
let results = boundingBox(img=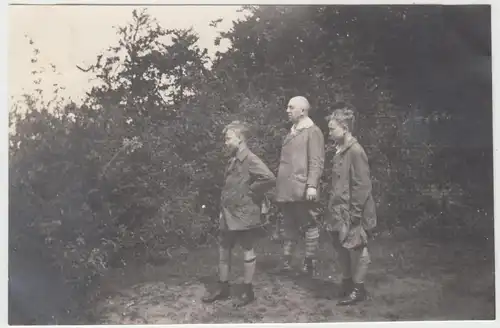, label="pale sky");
[8,5,246,106]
